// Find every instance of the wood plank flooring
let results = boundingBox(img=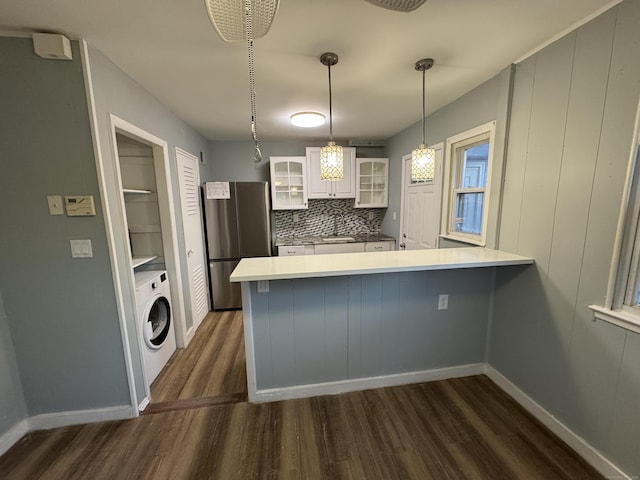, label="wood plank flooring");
[146,310,247,412]
[0,375,604,480]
